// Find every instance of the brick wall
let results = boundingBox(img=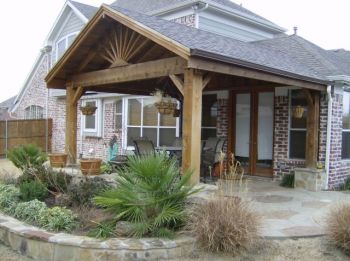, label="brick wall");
[216,98,229,153]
